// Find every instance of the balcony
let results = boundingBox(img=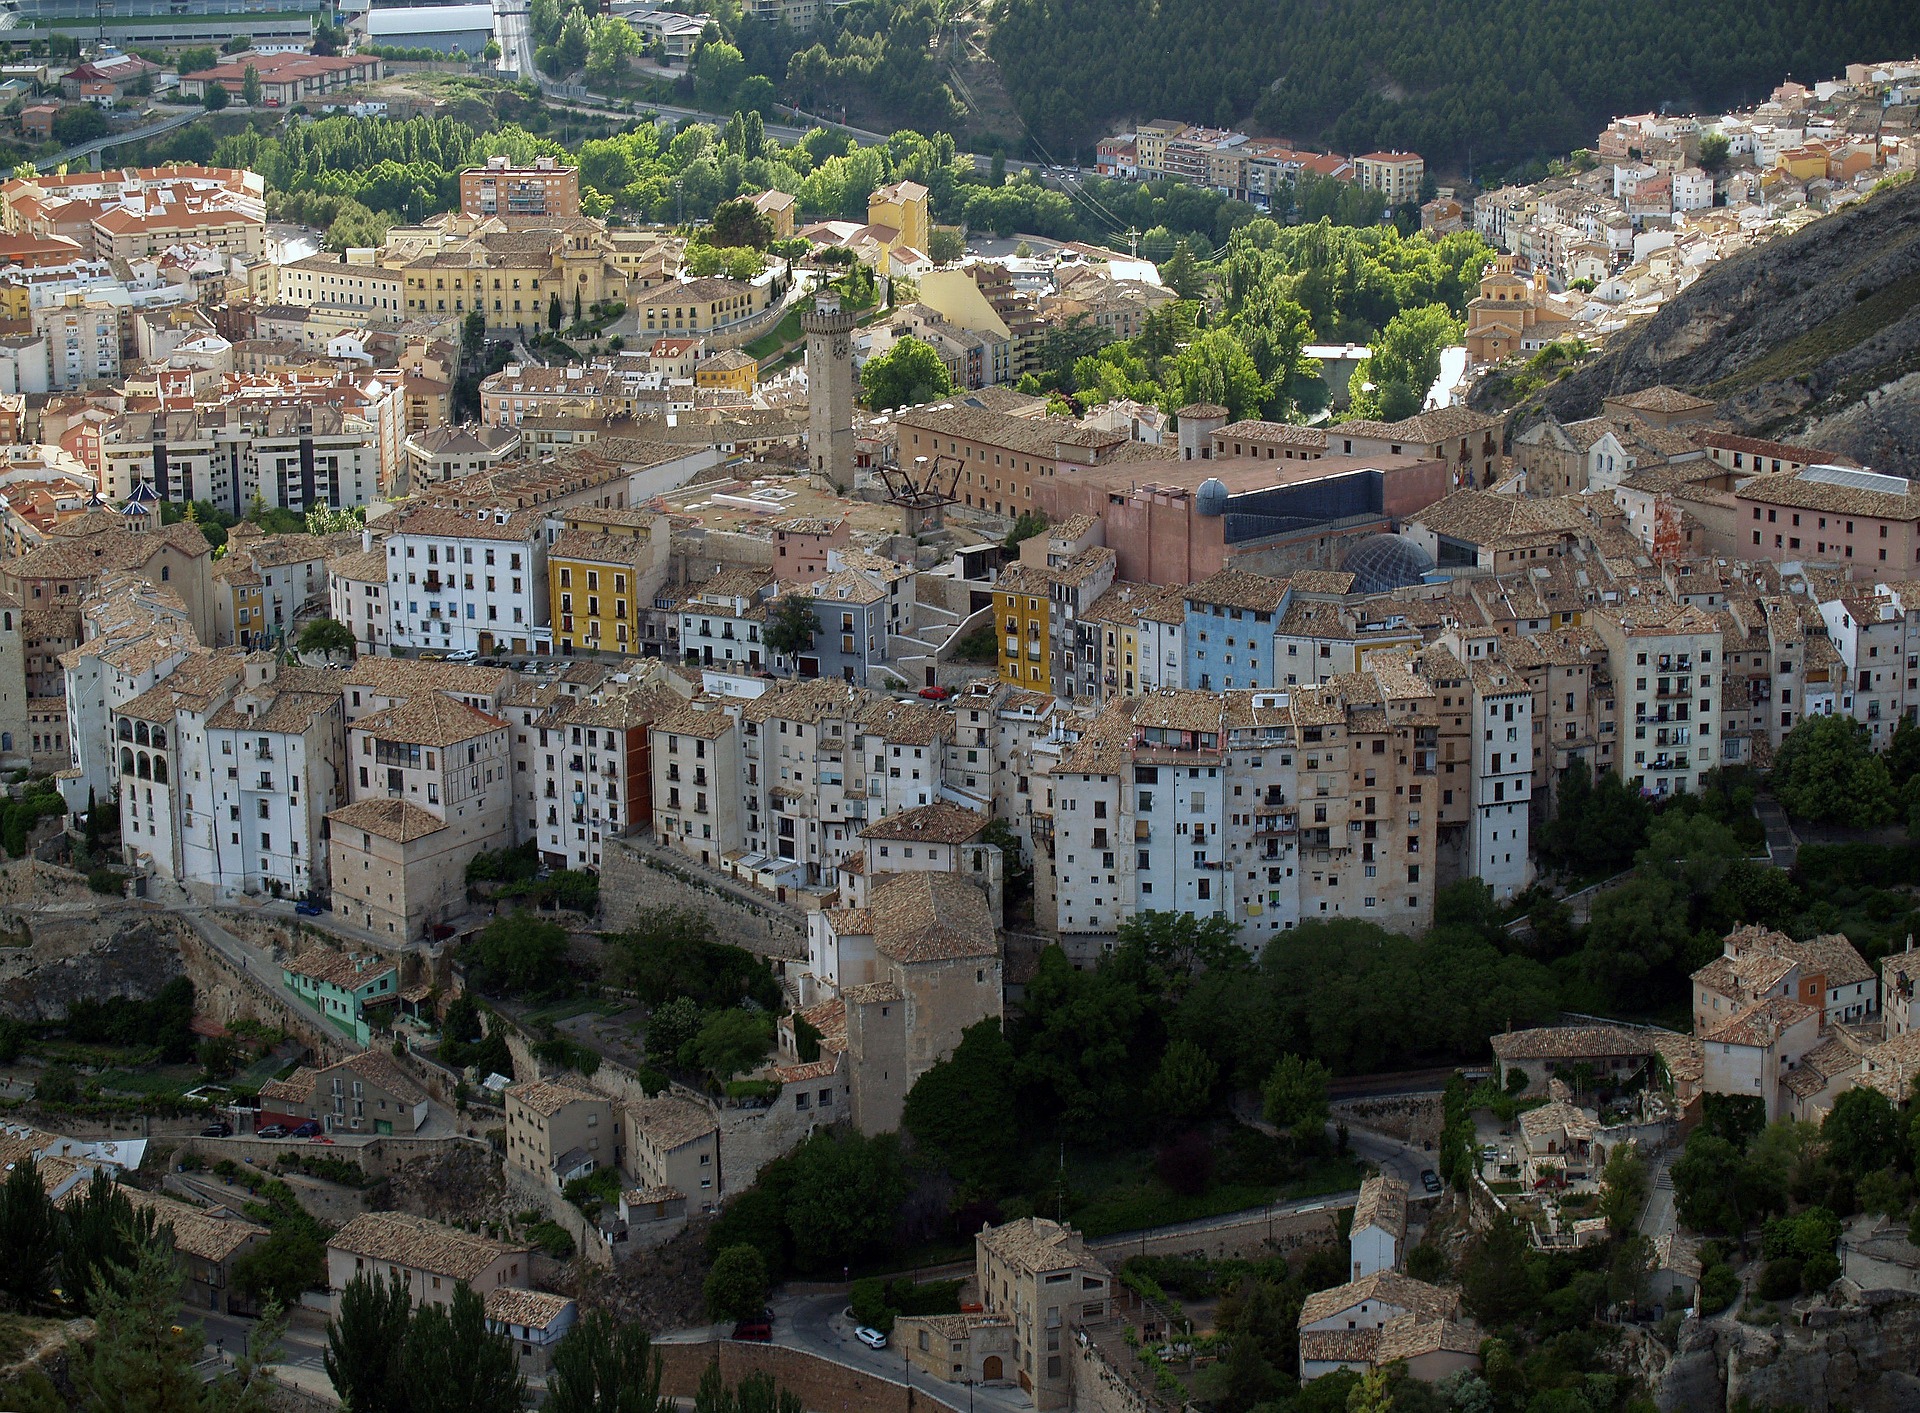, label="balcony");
[1254,809,1298,836]
[255,744,273,761]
